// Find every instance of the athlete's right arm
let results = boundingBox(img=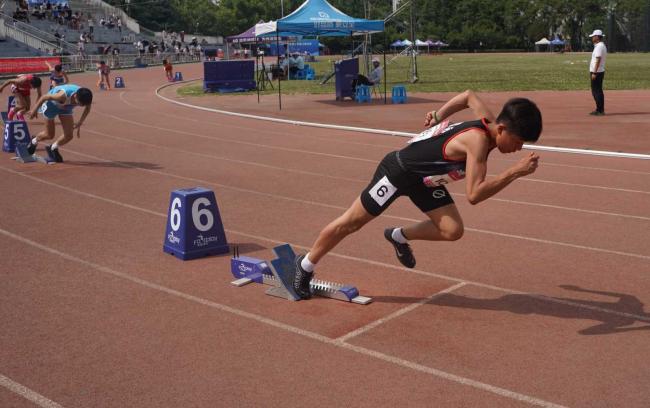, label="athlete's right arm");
[0,79,18,92]
[28,91,63,118]
[463,138,538,205]
[425,90,496,128]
